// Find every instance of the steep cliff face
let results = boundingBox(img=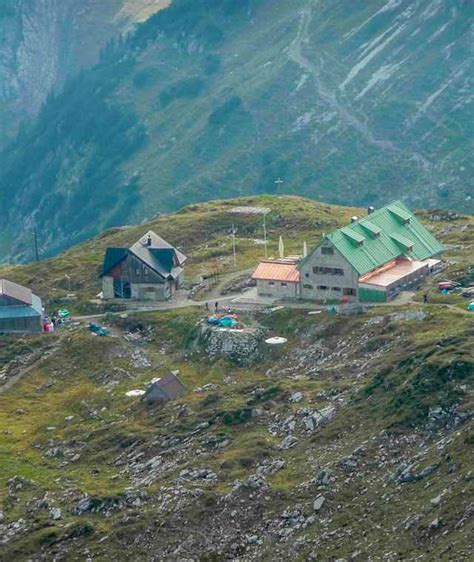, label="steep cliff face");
[0,0,472,261]
[0,0,169,144]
